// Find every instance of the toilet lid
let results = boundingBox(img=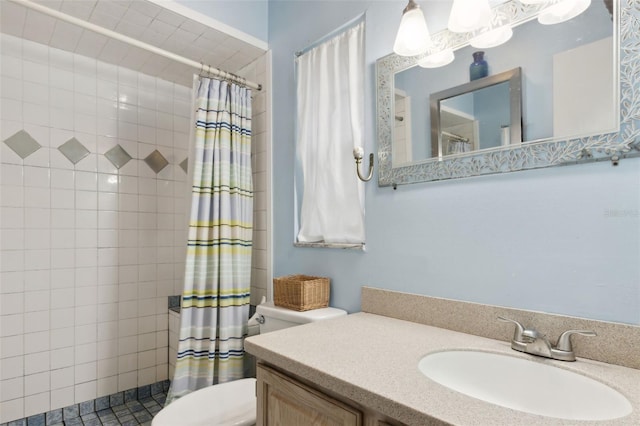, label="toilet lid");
[152,378,256,426]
